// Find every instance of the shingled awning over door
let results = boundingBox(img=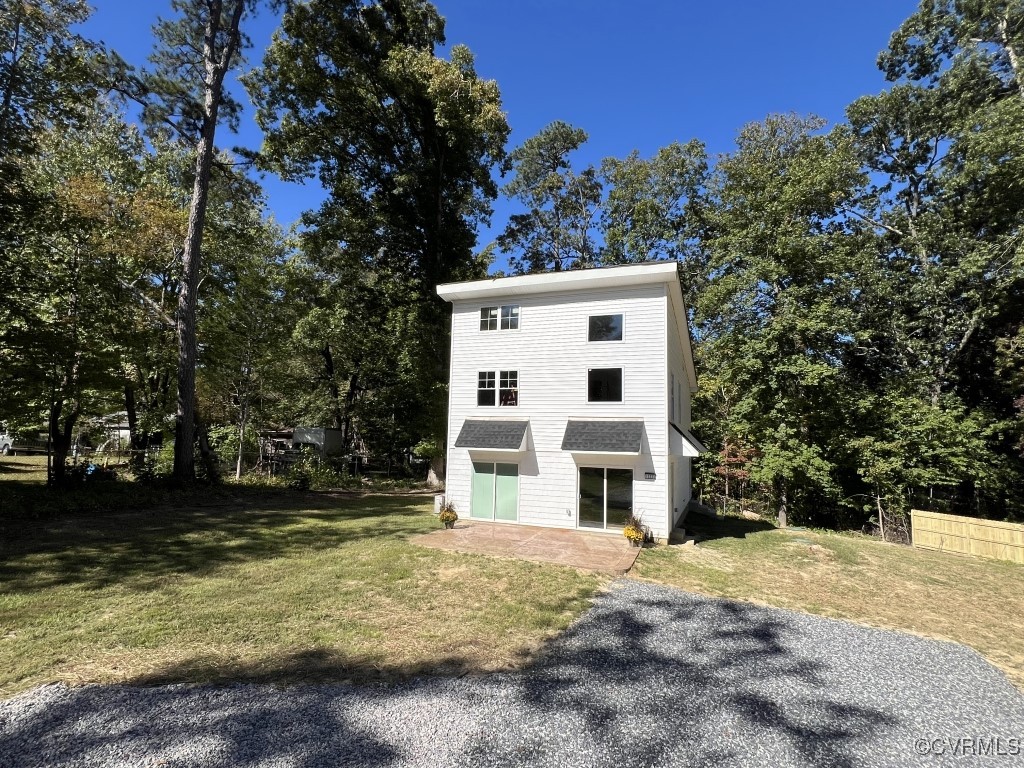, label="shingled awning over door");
[561,420,644,454]
[454,420,529,451]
